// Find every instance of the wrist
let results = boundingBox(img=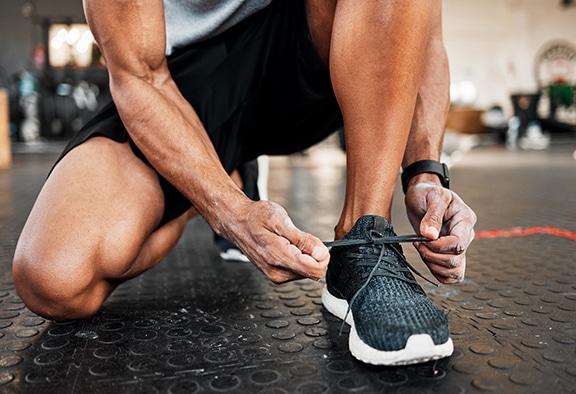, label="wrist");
[193,178,248,228]
[401,160,450,194]
[405,173,442,192]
